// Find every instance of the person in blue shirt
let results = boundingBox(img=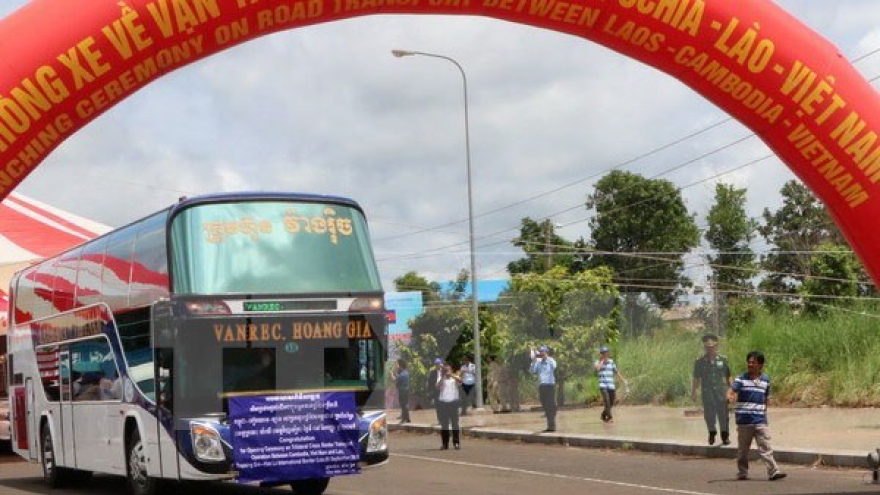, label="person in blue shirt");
[594,345,627,423]
[393,359,411,424]
[529,345,557,432]
[727,350,787,481]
